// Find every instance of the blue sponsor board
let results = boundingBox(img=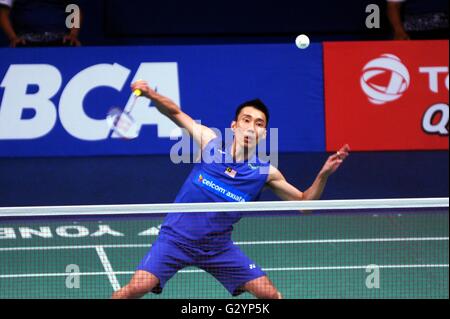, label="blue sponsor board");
[0,44,325,156]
